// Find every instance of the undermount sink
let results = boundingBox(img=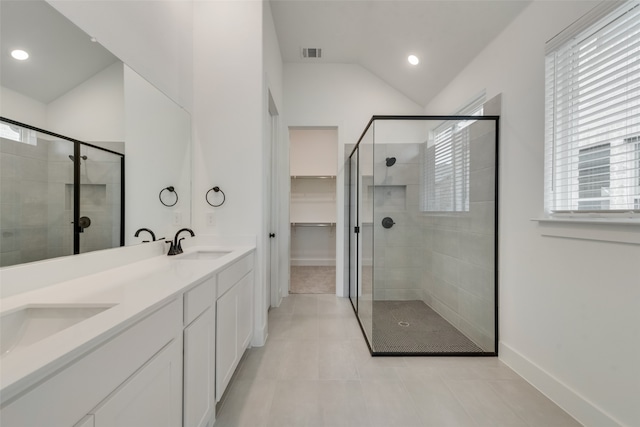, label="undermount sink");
[176,250,231,260]
[0,304,116,358]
